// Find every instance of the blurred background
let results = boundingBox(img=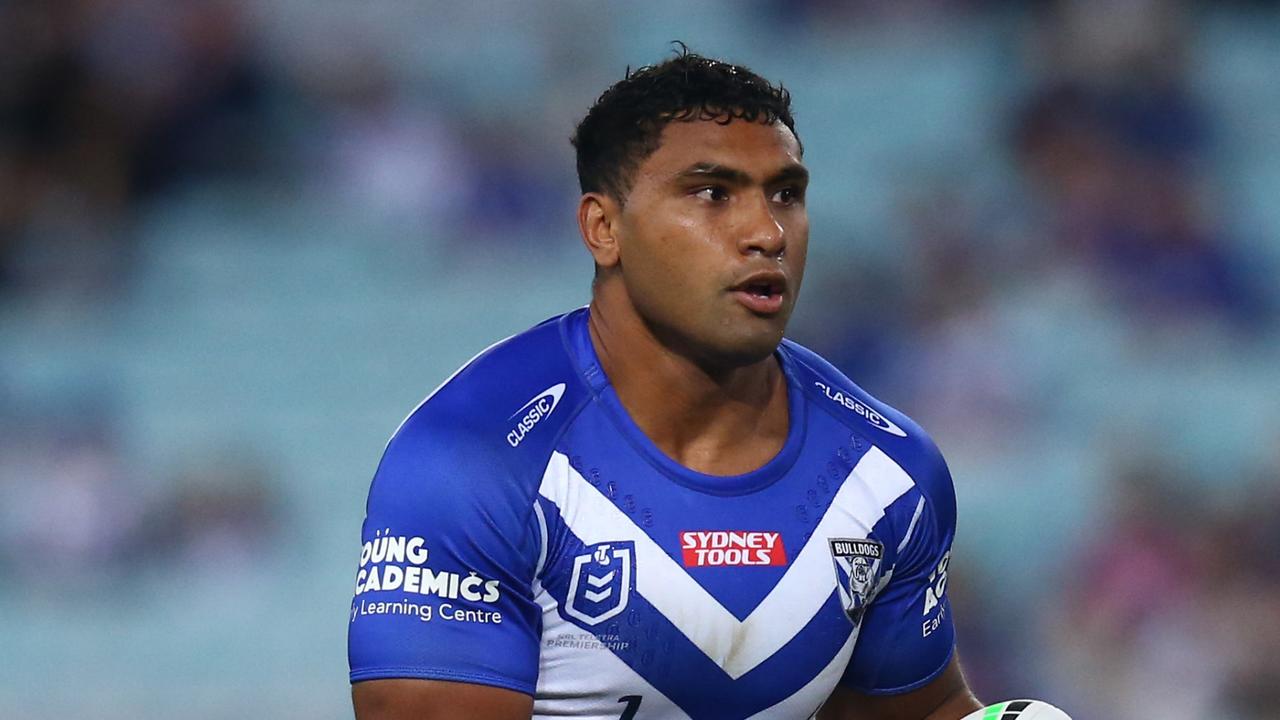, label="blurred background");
[1,0,1277,718]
